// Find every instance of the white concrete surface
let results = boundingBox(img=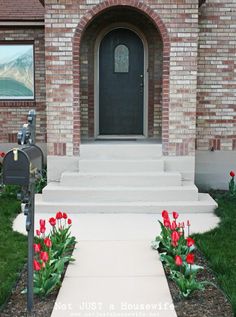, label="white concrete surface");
[79,159,164,173]
[35,193,217,214]
[42,183,199,203]
[195,150,236,190]
[37,144,217,214]
[60,172,182,187]
[13,212,219,317]
[80,143,163,159]
[47,155,79,182]
[13,212,220,239]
